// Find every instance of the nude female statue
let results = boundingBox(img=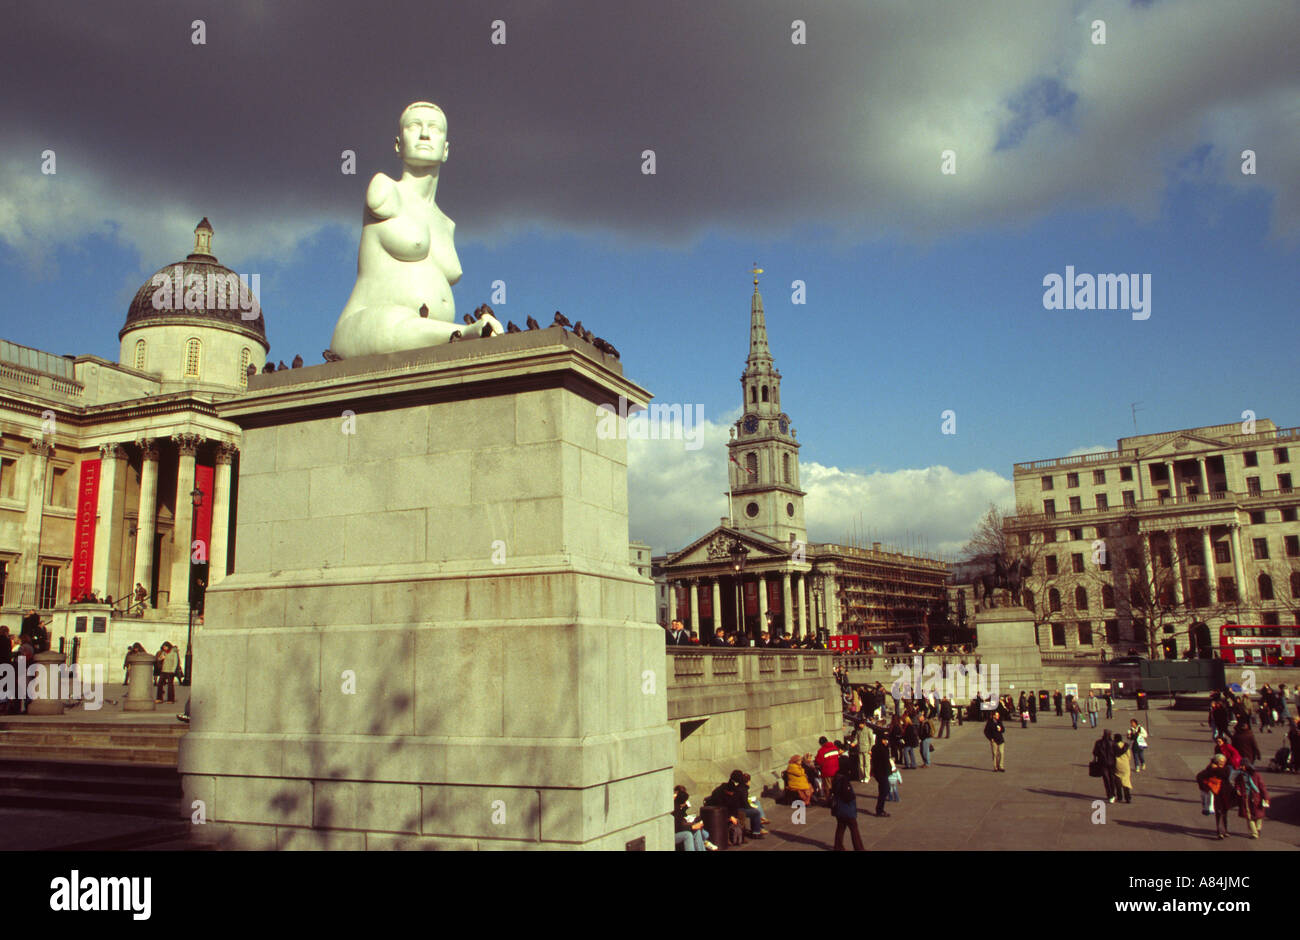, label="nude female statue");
[329,102,502,358]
